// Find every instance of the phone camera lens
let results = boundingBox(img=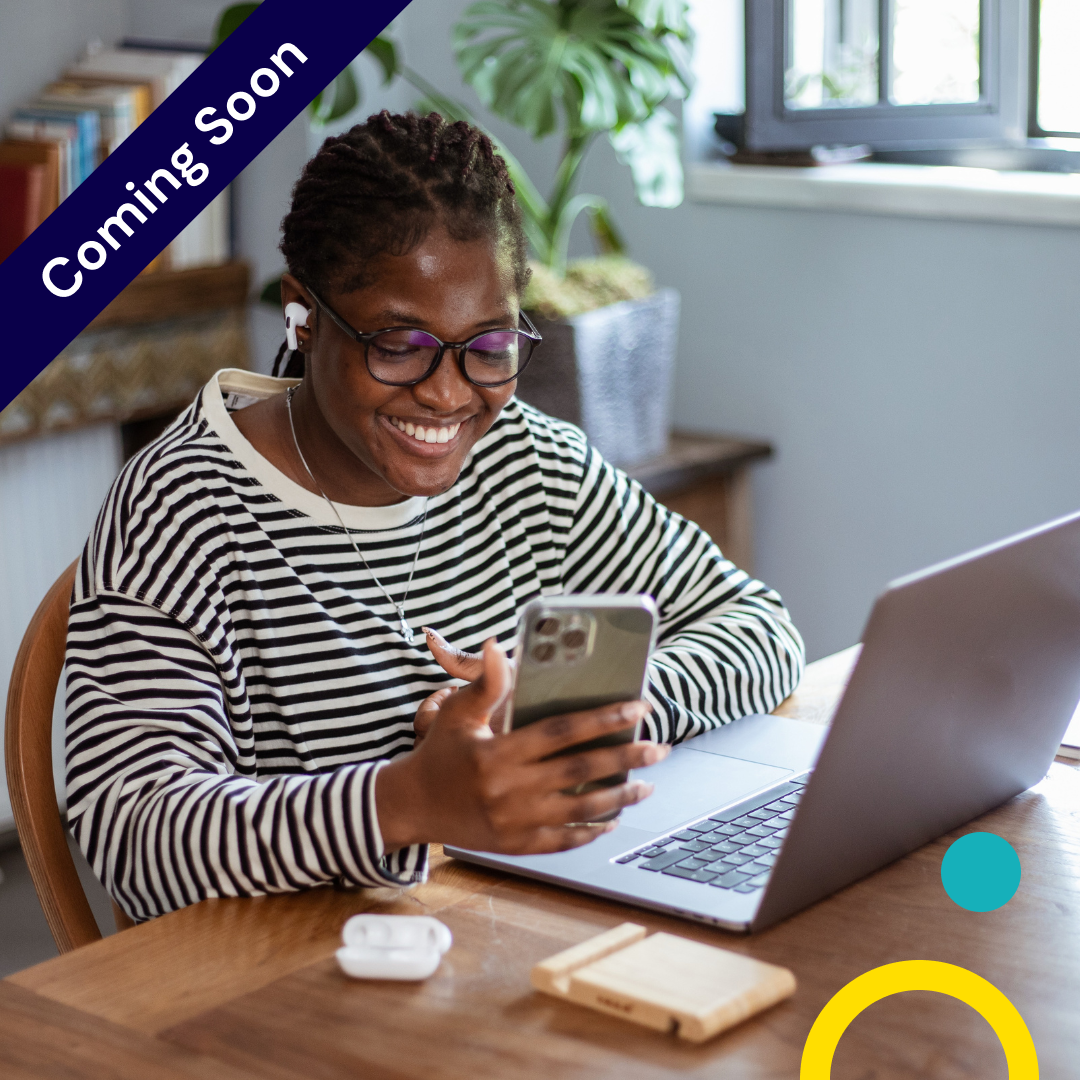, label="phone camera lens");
[535,617,560,636]
[561,629,587,649]
[531,642,556,662]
